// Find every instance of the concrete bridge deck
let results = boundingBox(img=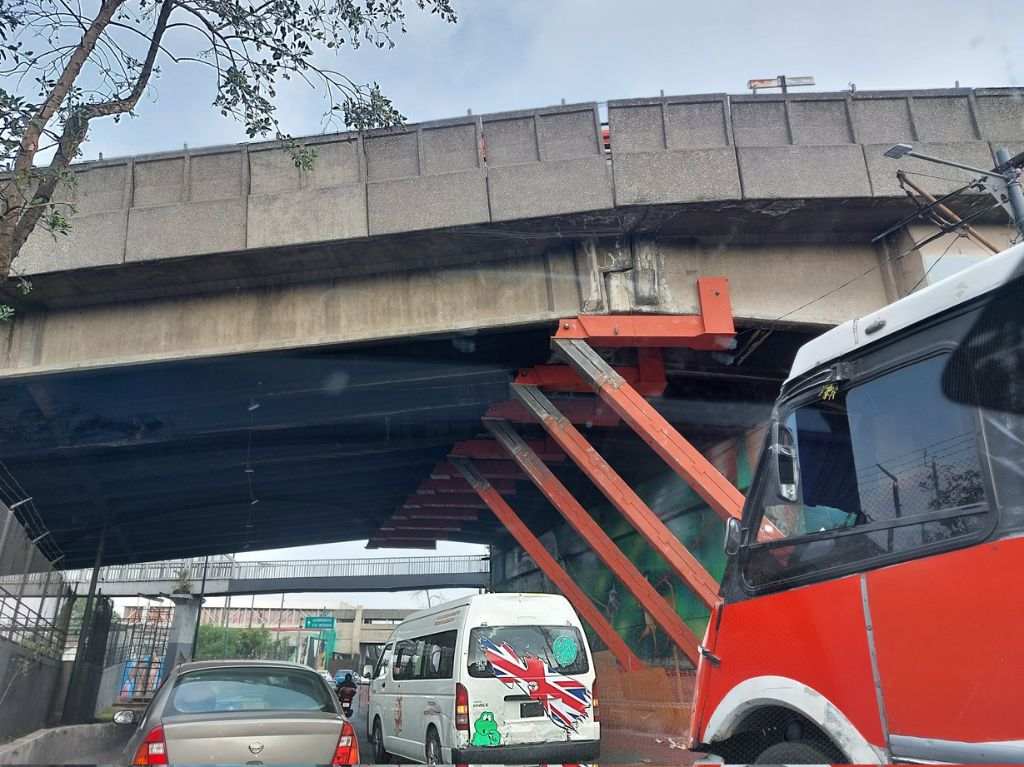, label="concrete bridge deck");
[2,87,1019,379]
